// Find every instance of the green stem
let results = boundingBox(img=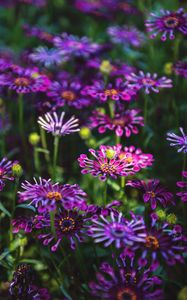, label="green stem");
[108,100,114,119]
[53,135,60,181]
[10,178,19,243]
[103,179,108,206]
[40,127,50,163]
[34,147,40,174]
[144,95,149,127]
[18,94,24,137]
